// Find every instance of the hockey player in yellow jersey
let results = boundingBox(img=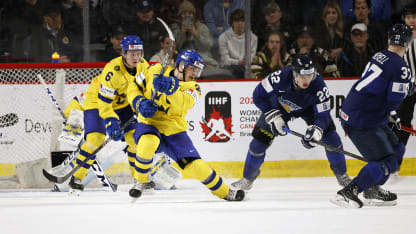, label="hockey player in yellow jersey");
[68,35,149,195]
[127,48,245,201]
